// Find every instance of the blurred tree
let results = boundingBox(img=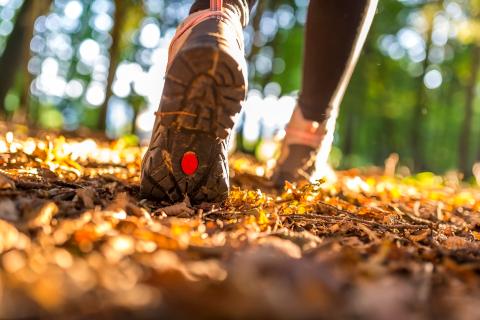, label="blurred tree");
[99,0,144,132]
[411,3,438,171]
[247,0,270,62]
[98,0,129,131]
[0,0,478,175]
[459,0,480,176]
[0,0,52,118]
[47,1,94,127]
[459,45,480,175]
